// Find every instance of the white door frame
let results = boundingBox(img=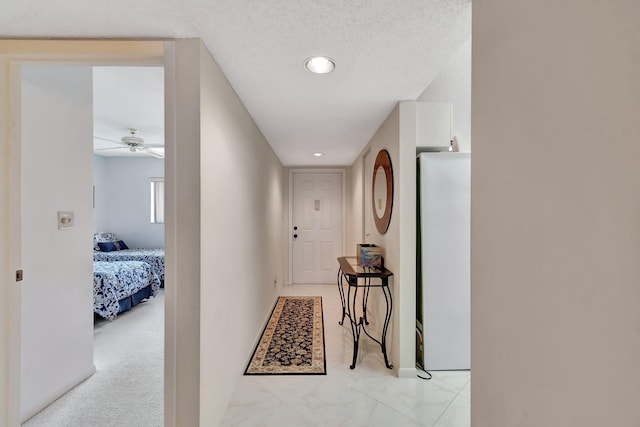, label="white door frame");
[0,40,172,425]
[288,168,346,284]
